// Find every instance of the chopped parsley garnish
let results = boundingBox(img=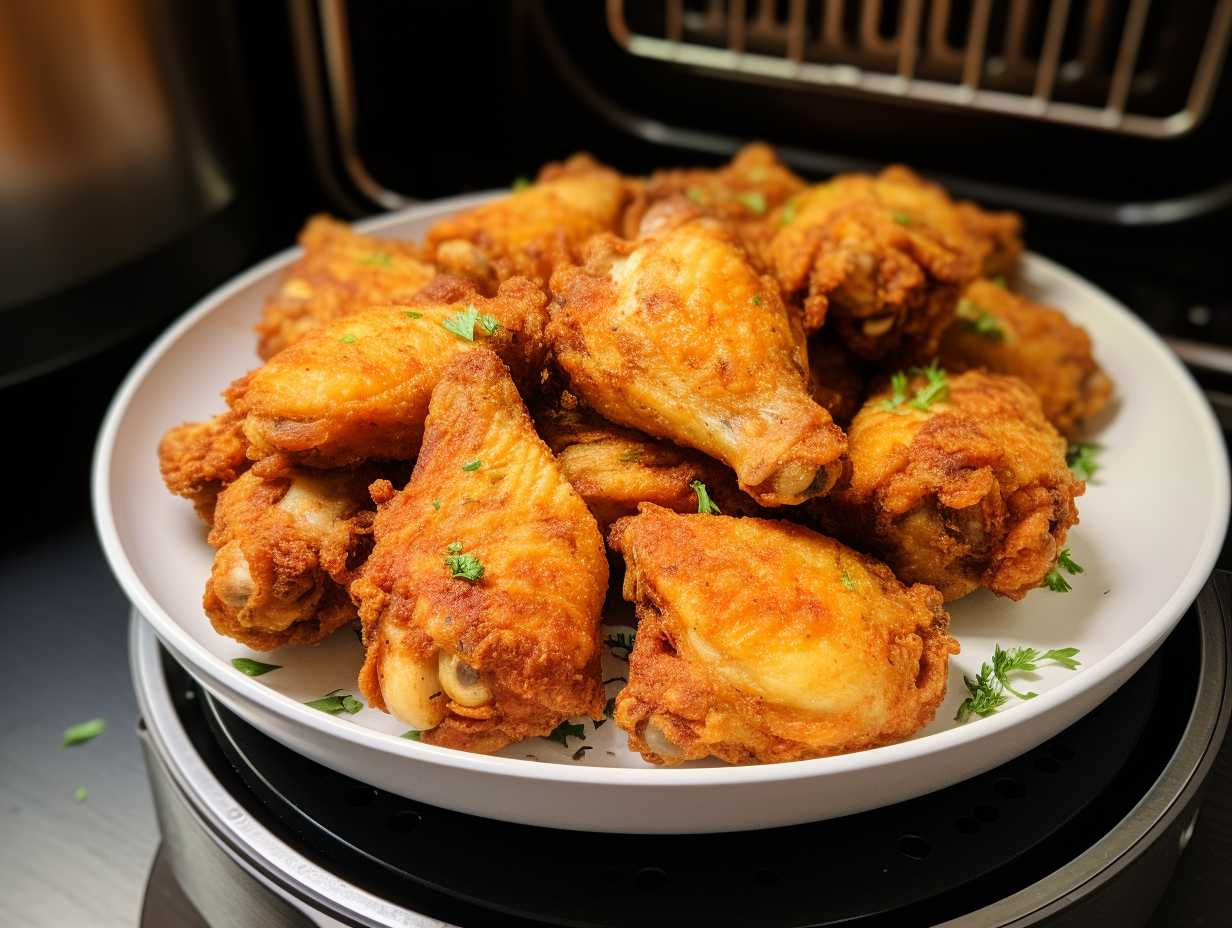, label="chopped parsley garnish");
[512,176,532,191]
[685,186,707,205]
[431,499,441,510]
[779,197,799,226]
[401,730,422,741]
[603,631,635,660]
[361,252,392,267]
[593,696,617,729]
[879,362,949,412]
[1066,442,1101,482]
[441,304,499,341]
[992,275,1007,288]
[690,479,721,515]
[956,298,1004,341]
[444,542,485,582]
[618,448,645,464]
[305,689,364,714]
[880,371,909,410]
[546,720,586,747]
[736,191,767,215]
[572,745,593,761]
[956,644,1081,722]
[403,310,422,319]
[339,334,358,344]
[1043,549,1084,592]
[62,719,106,748]
[461,458,482,471]
[892,211,913,226]
[747,166,768,182]
[841,570,856,591]
[751,293,762,306]
[73,786,88,802]
[230,657,282,677]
